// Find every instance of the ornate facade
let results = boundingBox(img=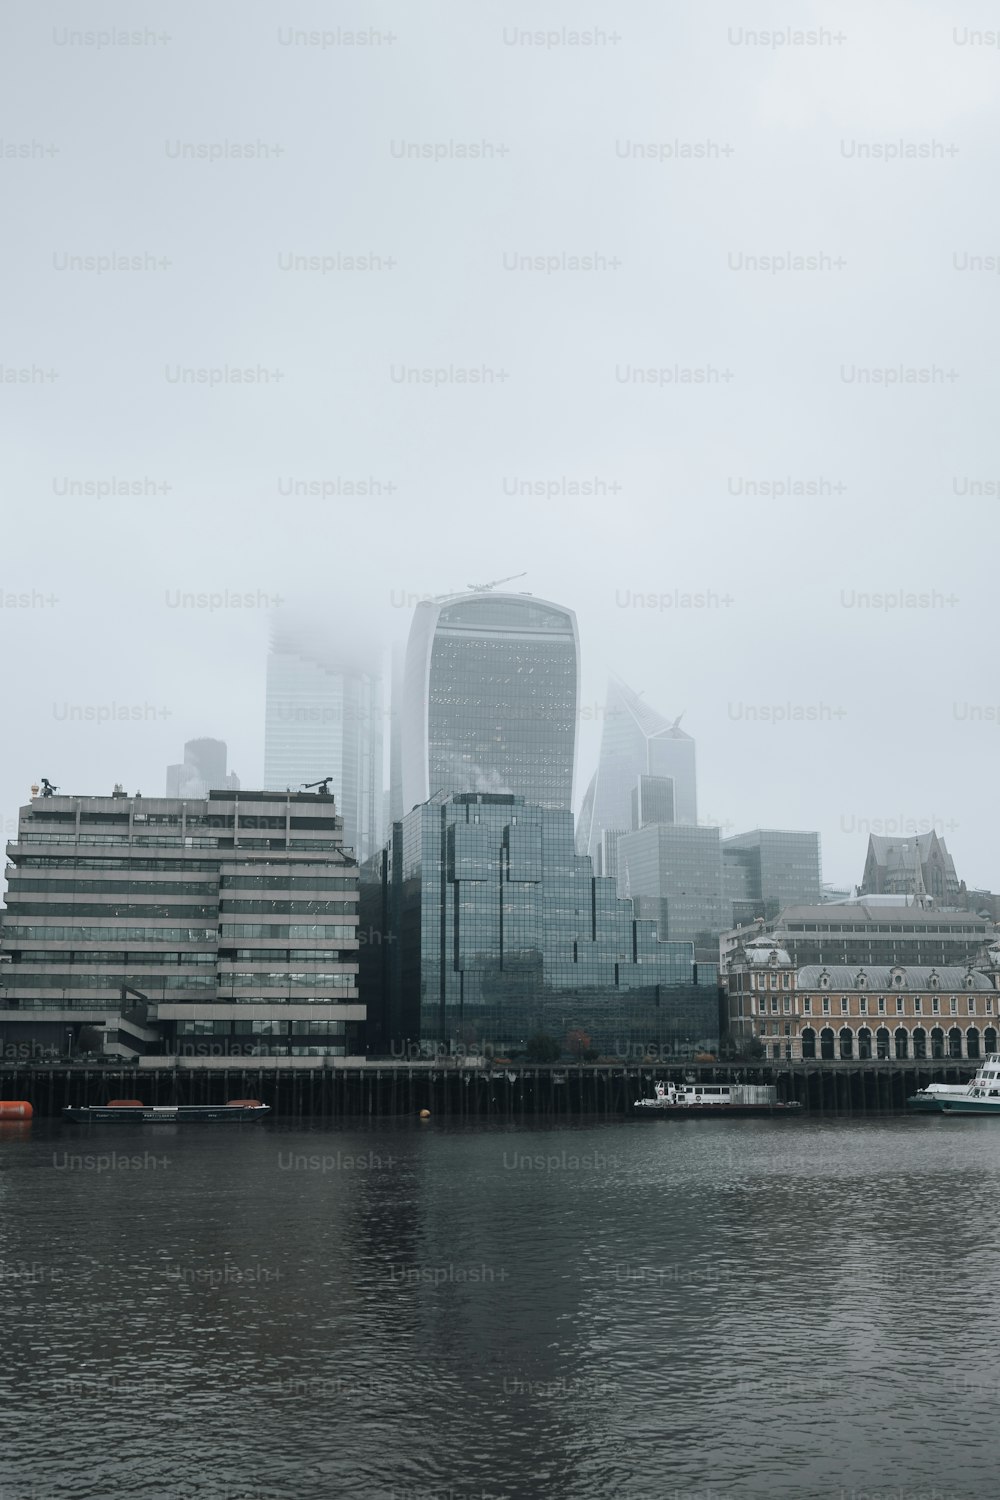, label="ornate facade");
[726,932,1000,1062]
